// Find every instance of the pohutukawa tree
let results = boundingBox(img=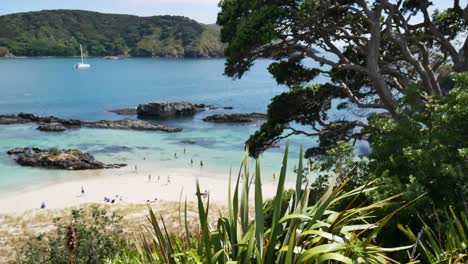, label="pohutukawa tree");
[217,0,467,159]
